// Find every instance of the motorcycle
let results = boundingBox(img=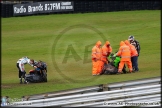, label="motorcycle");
[101,53,126,75]
[25,60,47,83]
